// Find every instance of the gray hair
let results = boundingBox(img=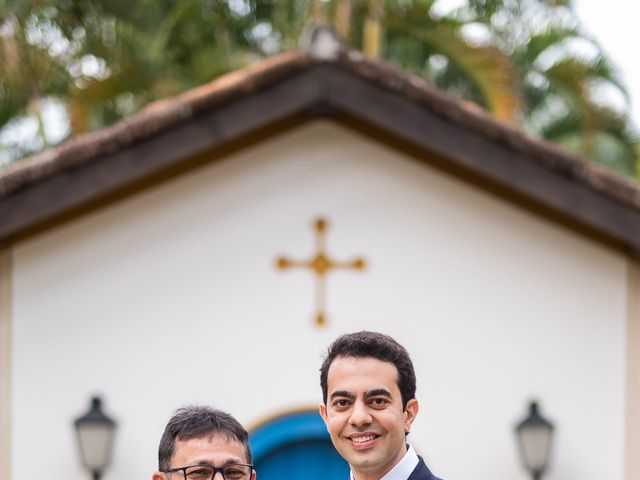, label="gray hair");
[158,405,252,471]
